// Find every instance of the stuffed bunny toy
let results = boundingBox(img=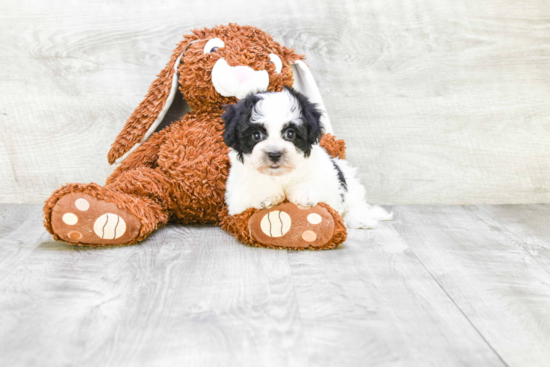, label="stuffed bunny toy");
[43,24,348,250]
